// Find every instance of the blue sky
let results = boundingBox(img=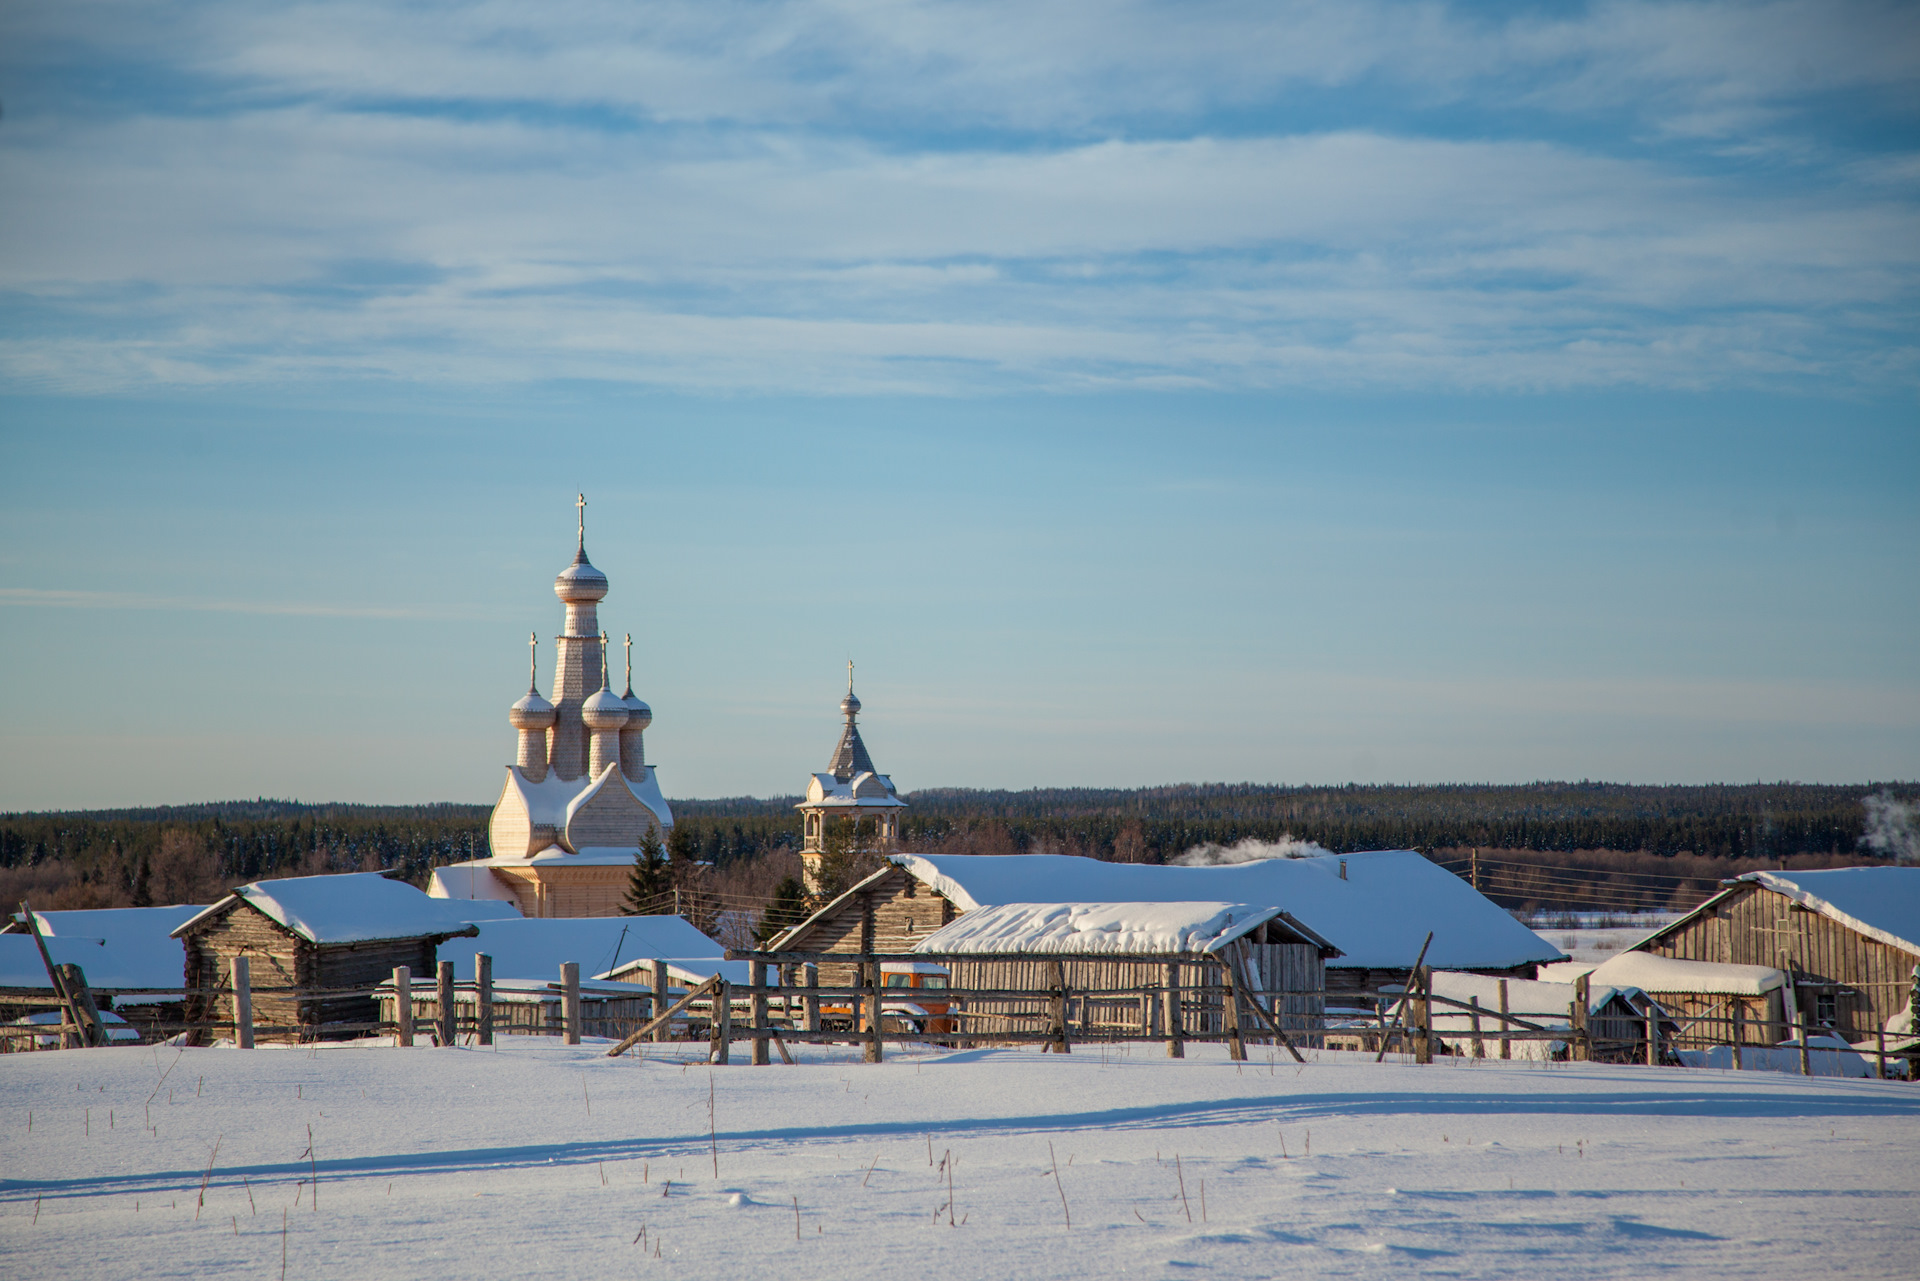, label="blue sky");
[1,1,1915,808]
